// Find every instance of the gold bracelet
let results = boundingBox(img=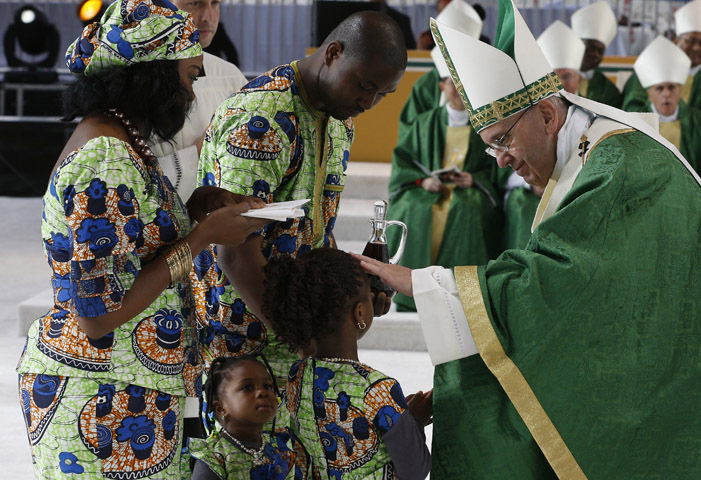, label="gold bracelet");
[164,239,192,284]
